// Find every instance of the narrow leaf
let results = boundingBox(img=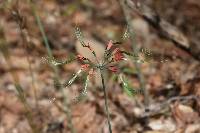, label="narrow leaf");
[63,69,82,87]
[120,74,144,96]
[74,74,90,102]
[75,27,86,47]
[43,56,75,66]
